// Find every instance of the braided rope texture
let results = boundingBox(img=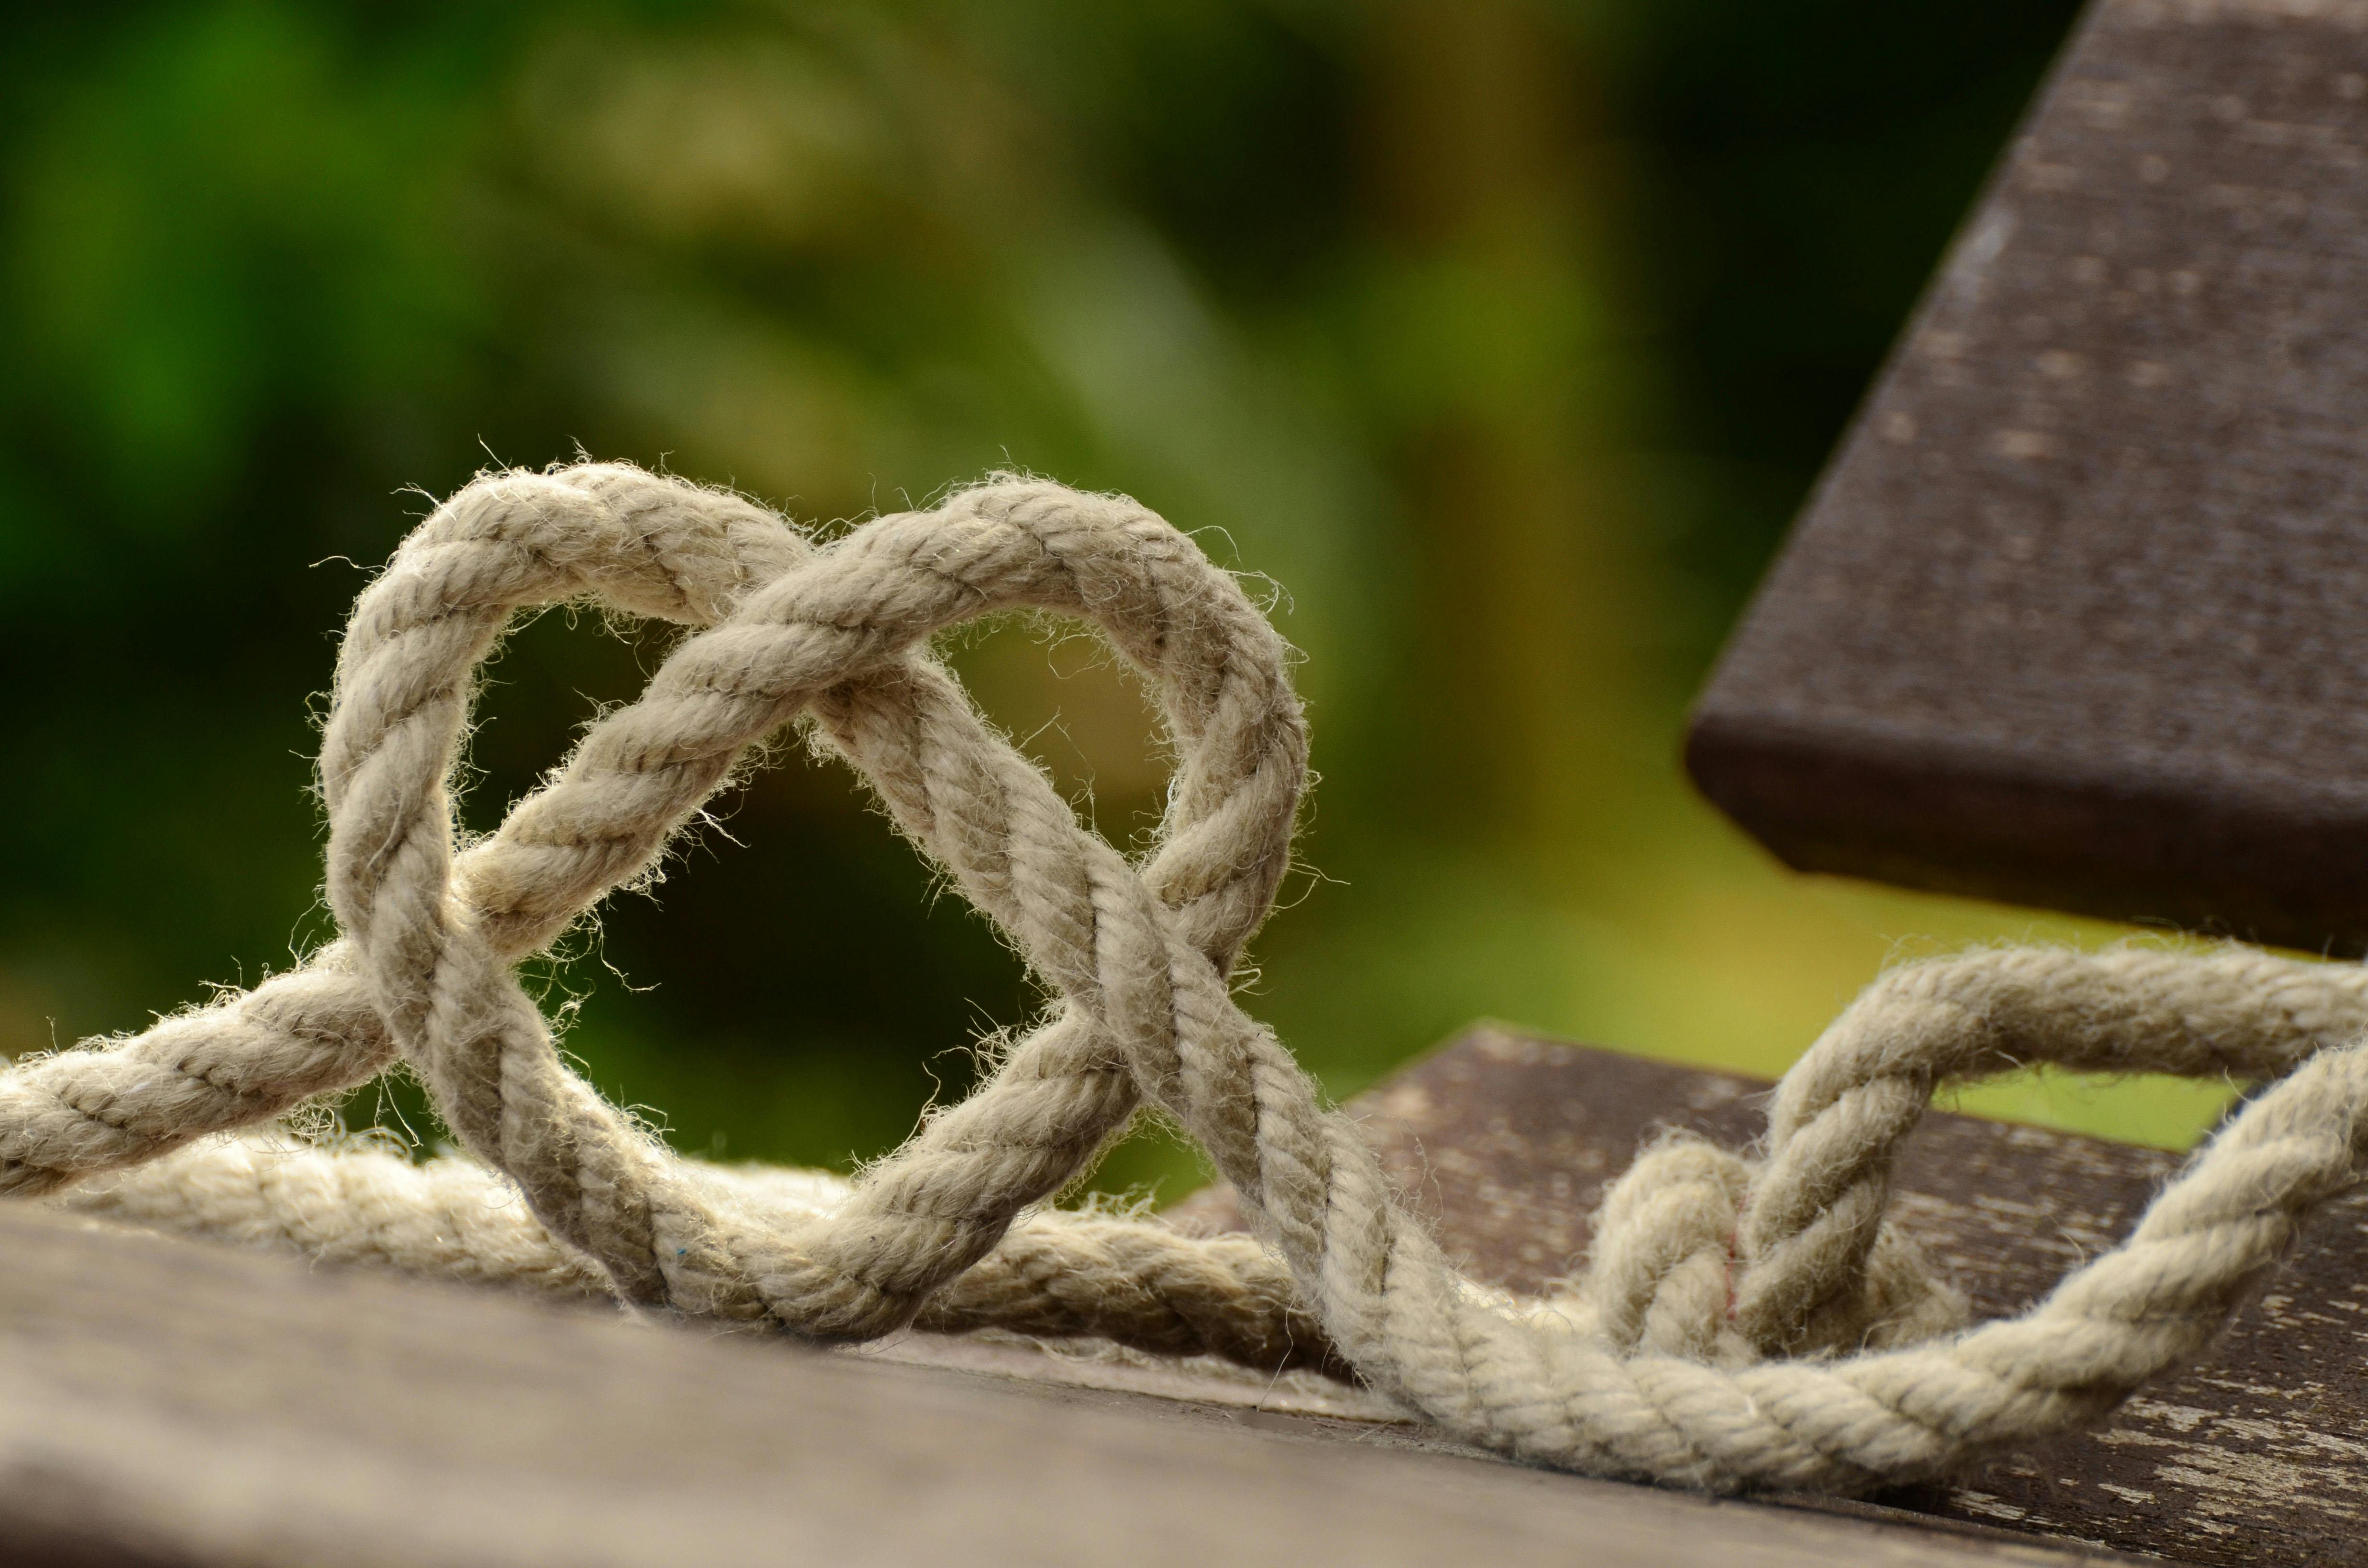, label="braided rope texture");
[14,462,2368,1493]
